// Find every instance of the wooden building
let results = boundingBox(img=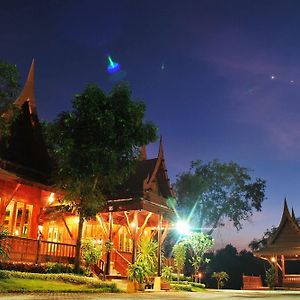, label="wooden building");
[0,61,175,278]
[254,200,300,287]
